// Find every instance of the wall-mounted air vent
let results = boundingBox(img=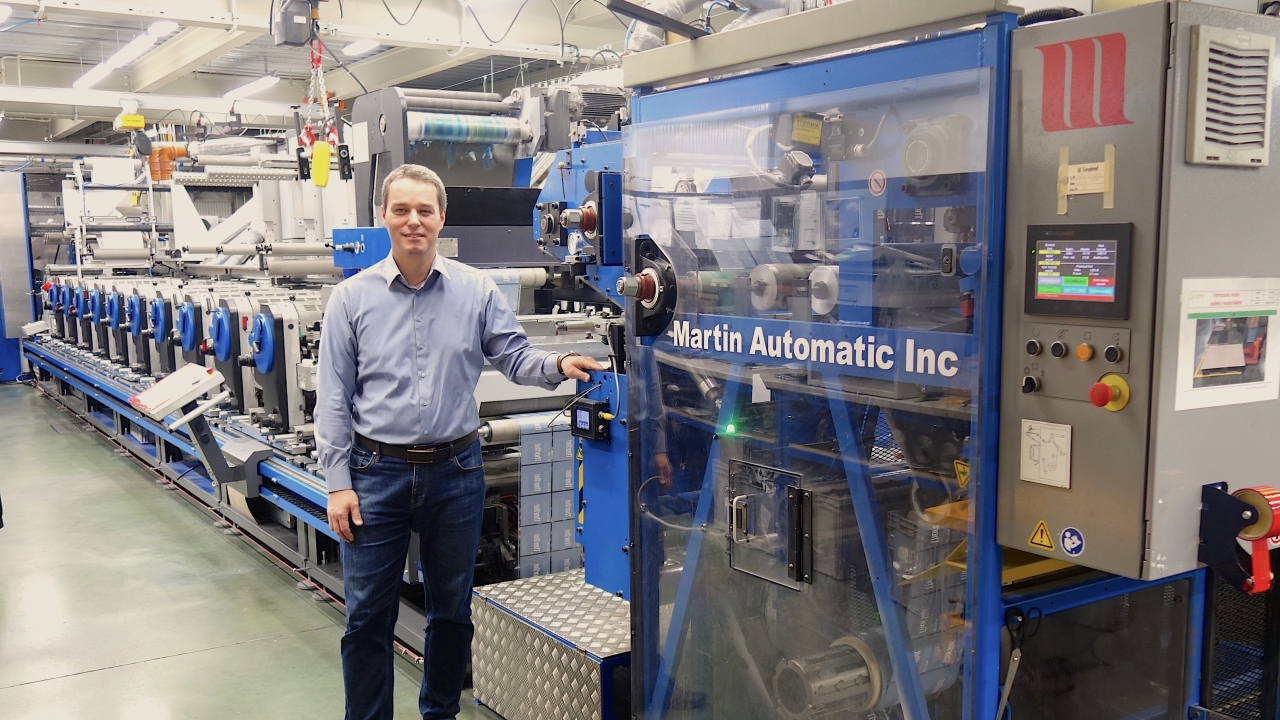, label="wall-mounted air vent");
[1187,25,1275,168]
